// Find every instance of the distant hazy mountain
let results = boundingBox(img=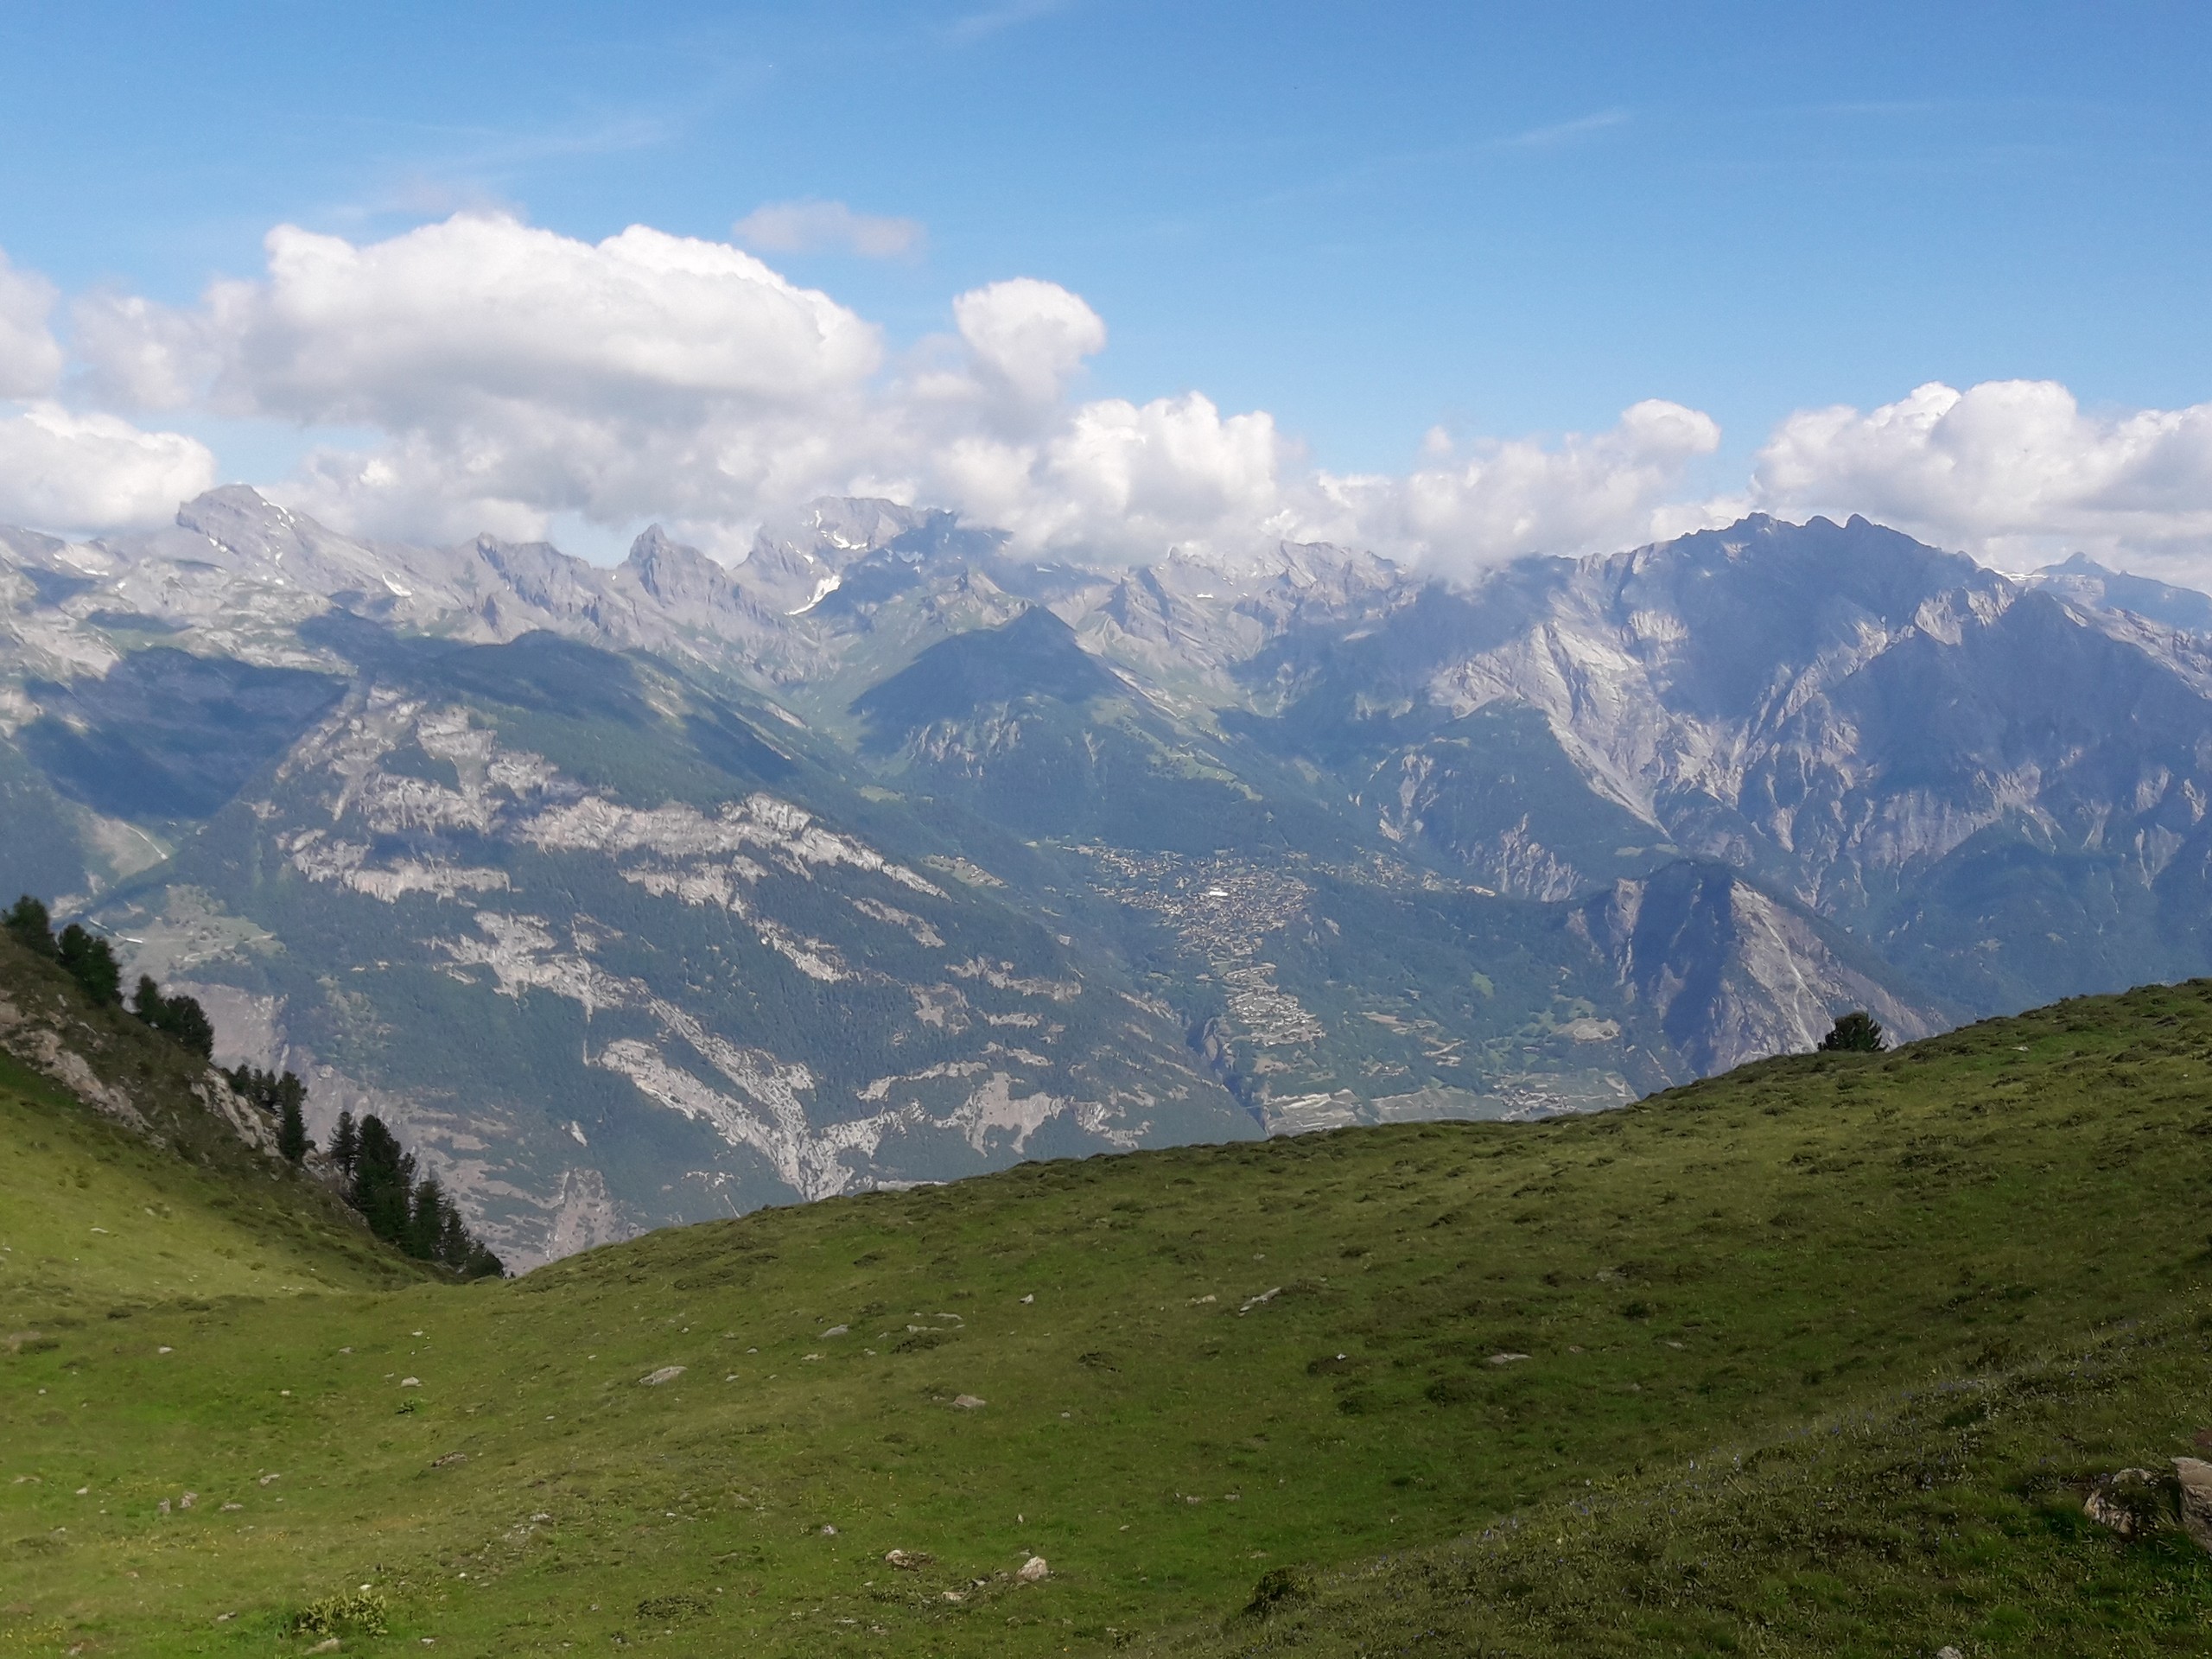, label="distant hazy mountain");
[7,492,2211,1259]
[2026,551,2212,637]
